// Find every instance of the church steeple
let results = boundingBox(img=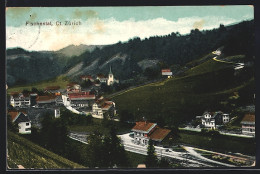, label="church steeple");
[109,66,113,75]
